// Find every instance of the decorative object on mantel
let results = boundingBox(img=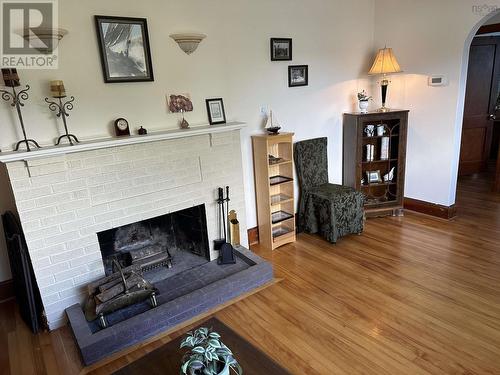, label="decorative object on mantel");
[45,80,79,146]
[114,118,130,136]
[288,65,308,87]
[215,186,236,265]
[95,16,154,83]
[180,326,243,375]
[368,46,402,112]
[205,98,226,125]
[270,38,292,61]
[169,94,194,129]
[23,28,68,54]
[264,109,281,134]
[357,90,372,113]
[138,126,147,135]
[84,259,158,328]
[0,69,41,152]
[170,33,206,55]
